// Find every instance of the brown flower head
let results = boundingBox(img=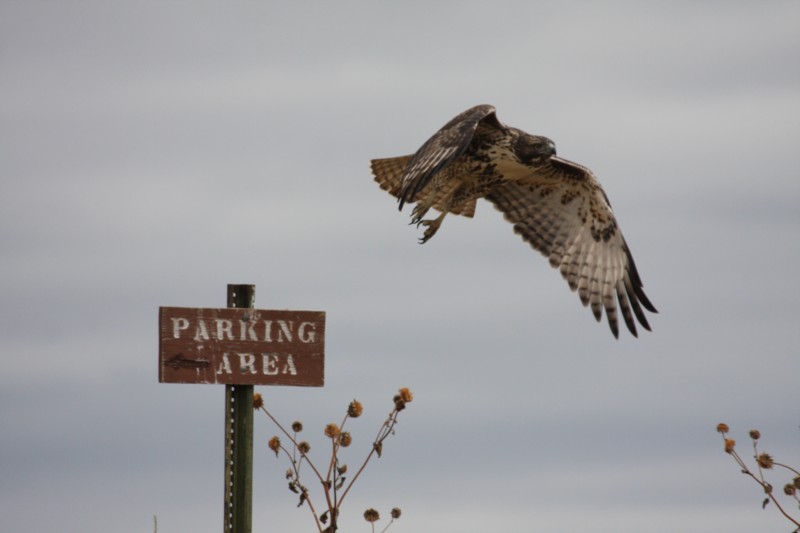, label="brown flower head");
[324,423,341,439]
[398,387,413,403]
[756,453,774,469]
[391,507,402,519]
[292,421,303,433]
[363,508,380,523]
[784,483,797,496]
[348,400,364,418]
[794,475,800,489]
[716,423,729,434]
[339,431,353,447]
[252,393,264,410]
[749,429,760,440]
[298,441,311,454]
[724,438,736,454]
[268,436,281,457]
